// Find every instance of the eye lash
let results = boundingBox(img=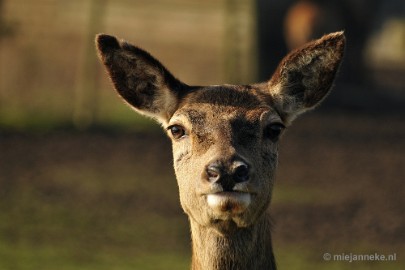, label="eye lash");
[165,123,183,130]
[166,124,181,131]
